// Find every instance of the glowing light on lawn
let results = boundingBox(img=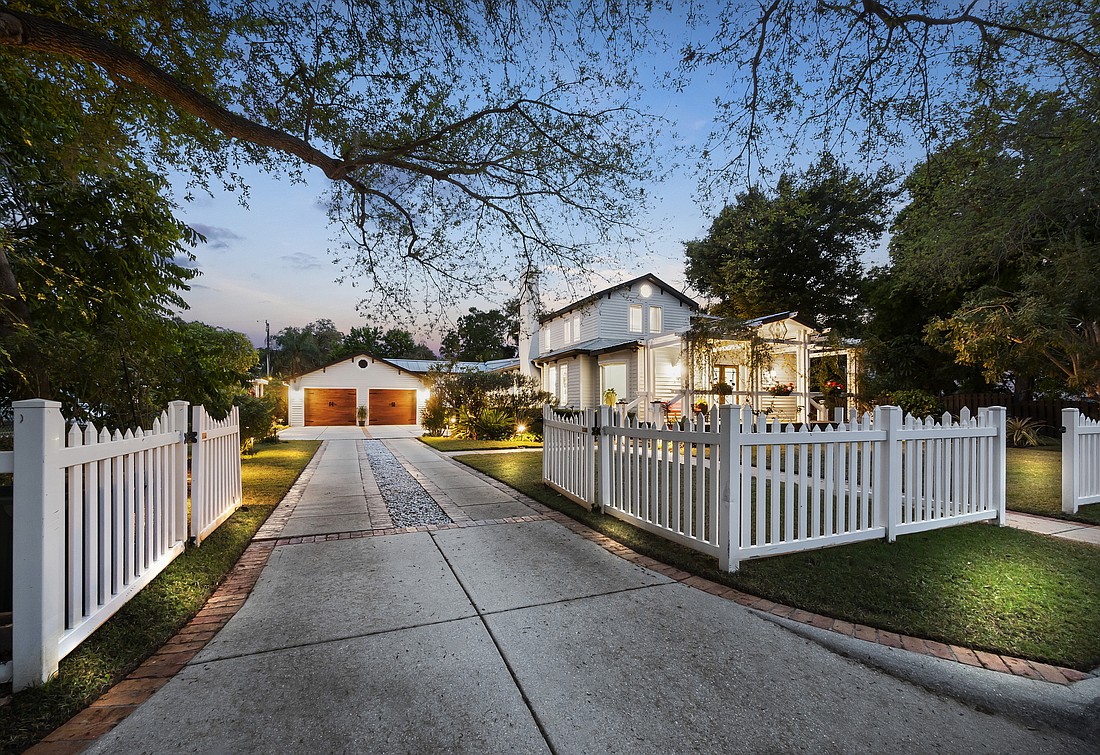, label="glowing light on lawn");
[517,424,527,433]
